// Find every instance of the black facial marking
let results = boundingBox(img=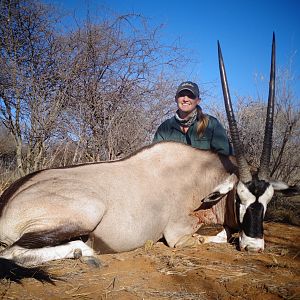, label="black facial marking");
[245,180,270,198]
[236,179,271,238]
[242,201,264,238]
